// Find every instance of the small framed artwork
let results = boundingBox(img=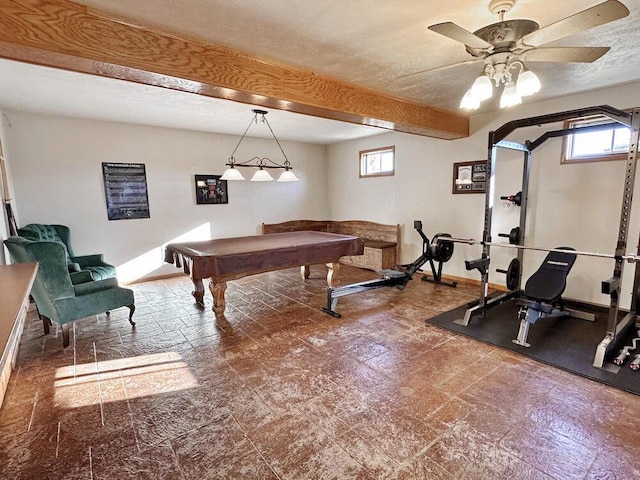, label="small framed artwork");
[452,160,486,194]
[195,175,228,204]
